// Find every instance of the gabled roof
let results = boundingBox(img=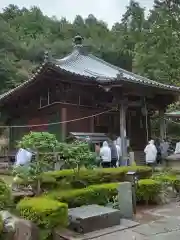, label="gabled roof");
[0,37,180,103]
